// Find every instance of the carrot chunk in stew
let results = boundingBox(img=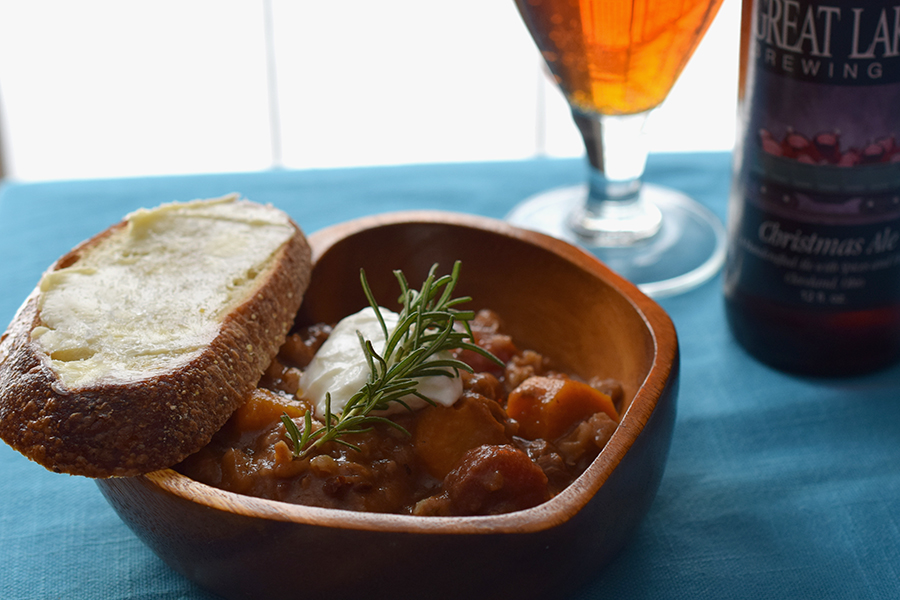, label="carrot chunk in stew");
[230,388,305,434]
[507,377,618,441]
[412,395,509,479]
